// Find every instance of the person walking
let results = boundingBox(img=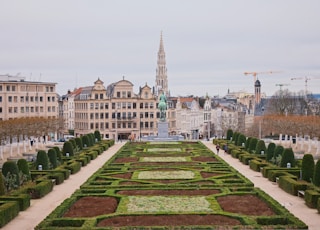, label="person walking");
[216,144,220,155]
